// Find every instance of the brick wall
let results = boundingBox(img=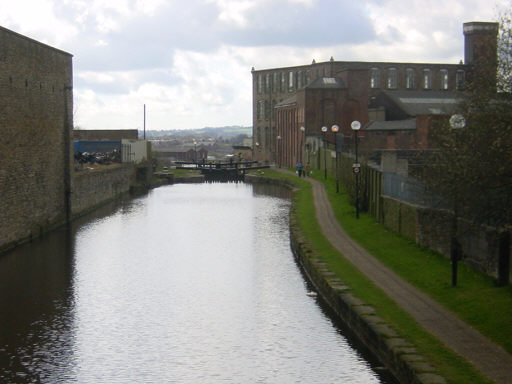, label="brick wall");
[0,26,73,252]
